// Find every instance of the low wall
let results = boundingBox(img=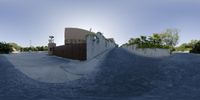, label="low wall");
[86,32,117,60]
[122,45,170,57]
